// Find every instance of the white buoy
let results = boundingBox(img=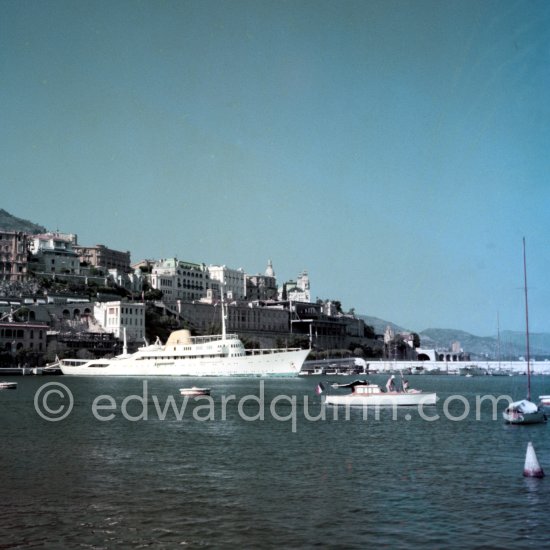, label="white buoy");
[524,441,545,478]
